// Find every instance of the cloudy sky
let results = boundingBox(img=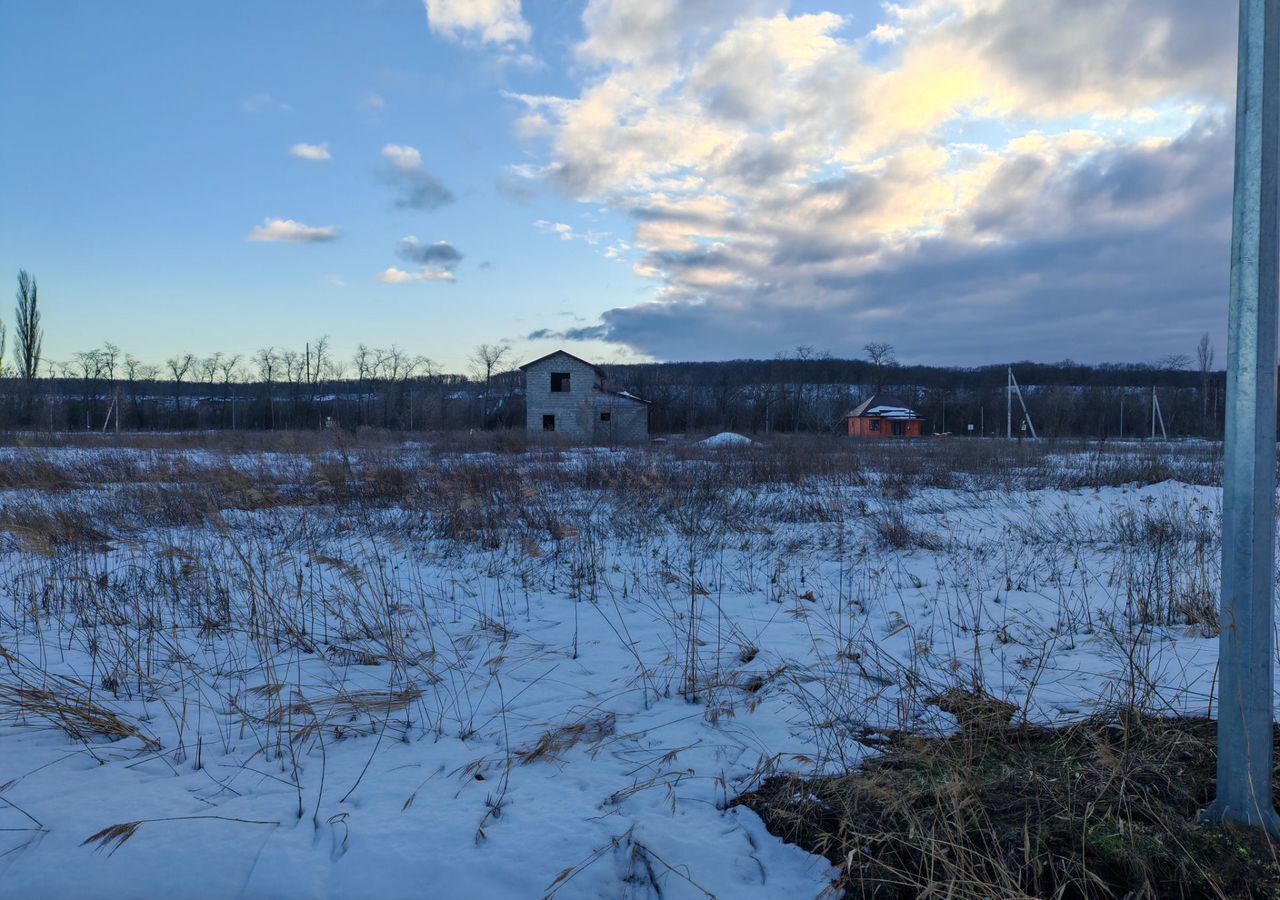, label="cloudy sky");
[0,1,1241,369]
